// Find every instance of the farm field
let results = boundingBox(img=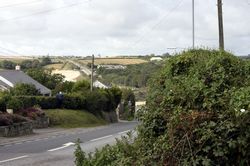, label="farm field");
[52,69,82,82]
[44,63,64,69]
[44,62,78,70]
[78,58,148,65]
[0,56,33,63]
